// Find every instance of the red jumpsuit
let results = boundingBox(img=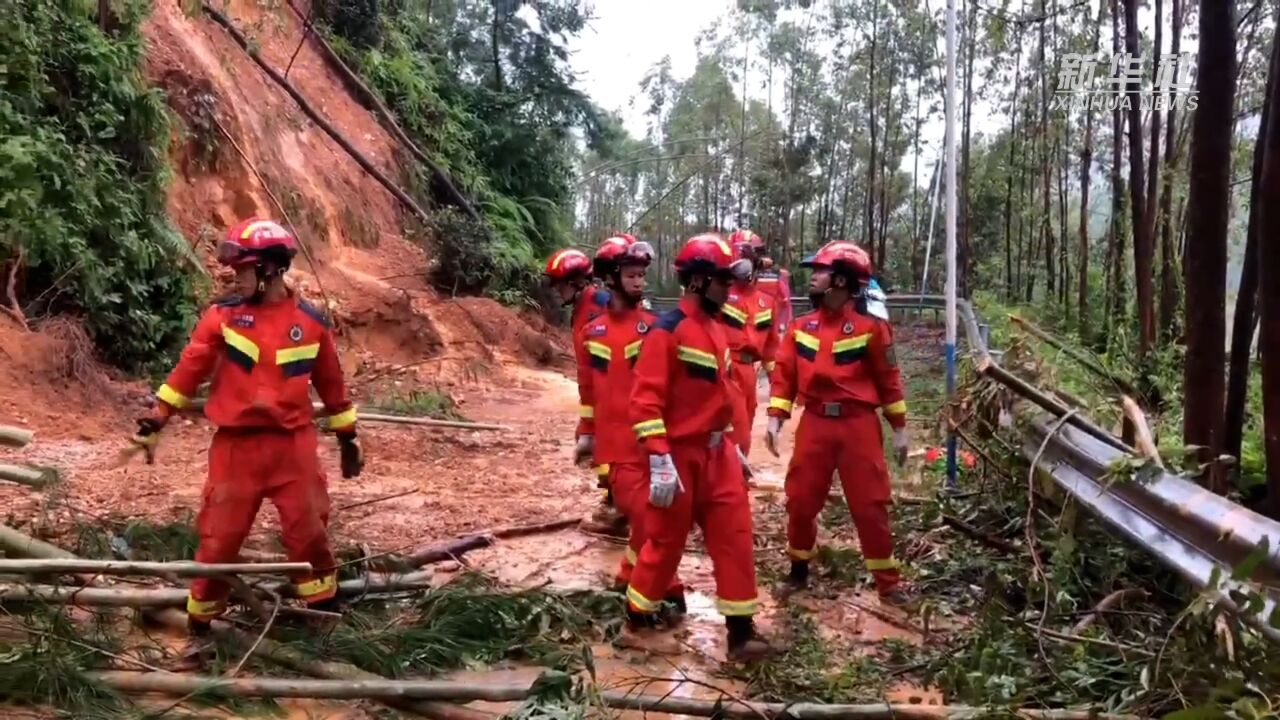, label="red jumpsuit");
[755,268,793,334]
[627,295,758,618]
[720,281,778,456]
[572,288,613,486]
[155,295,355,621]
[576,304,682,592]
[768,303,907,593]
